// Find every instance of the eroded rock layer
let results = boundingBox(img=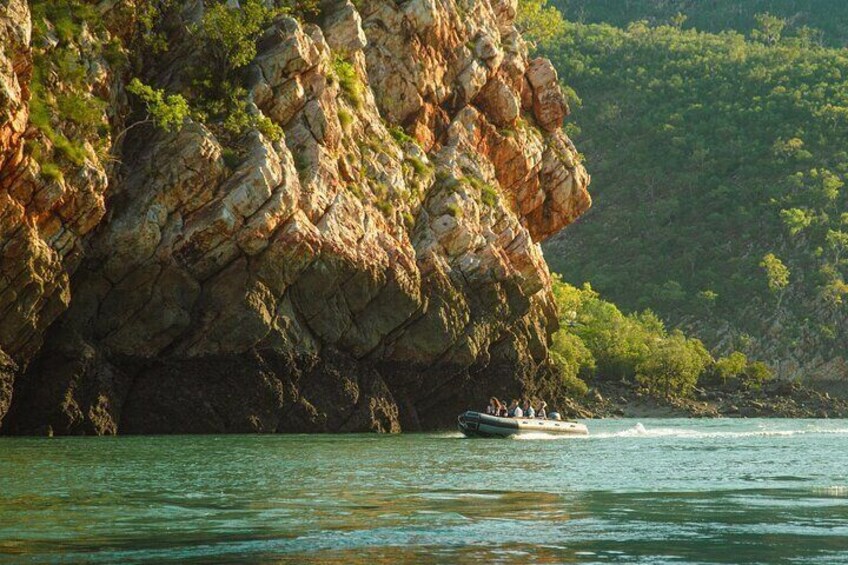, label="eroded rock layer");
[0,0,590,434]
